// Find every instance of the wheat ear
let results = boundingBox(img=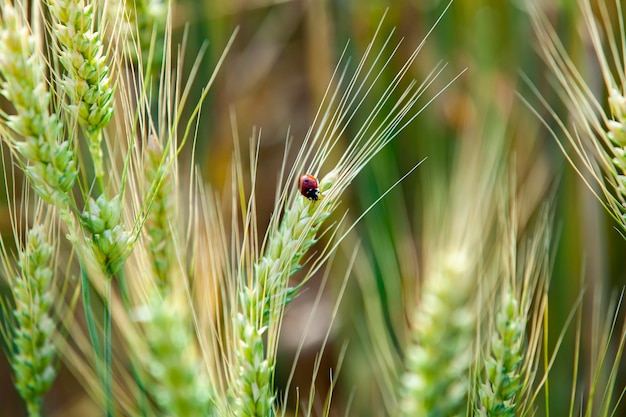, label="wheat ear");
[229,8,455,412]
[47,0,114,183]
[477,291,524,417]
[529,0,626,230]
[143,135,178,289]
[0,1,77,209]
[230,172,337,417]
[141,296,215,416]
[1,212,59,417]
